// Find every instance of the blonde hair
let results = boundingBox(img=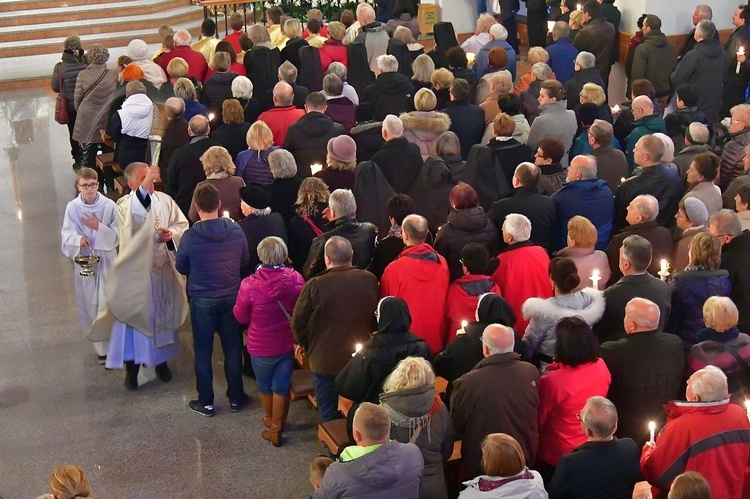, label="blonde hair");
[412,54,435,83]
[283,18,303,38]
[569,10,584,29]
[493,112,516,137]
[430,68,454,90]
[668,471,712,499]
[413,88,437,111]
[567,215,598,248]
[247,121,274,151]
[526,46,549,65]
[327,21,346,41]
[689,232,721,270]
[581,83,606,106]
[166,57,189,78]
[49,465,92,499]
[200,145,236,175]
[382,356,435,392]
[476,13,497,33]
[481,434,526,477]
[310,456,334,486]
[211,51,231,72]
[703,296,739,332]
